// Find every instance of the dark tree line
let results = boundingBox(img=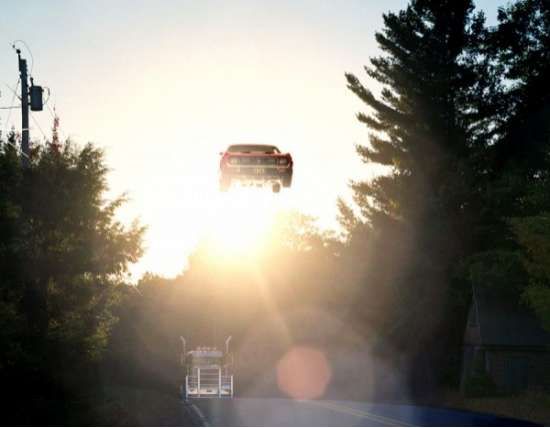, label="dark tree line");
[0,129,144,424]
[340,0,550,391]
